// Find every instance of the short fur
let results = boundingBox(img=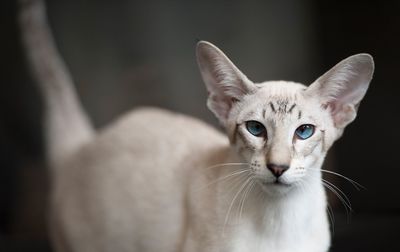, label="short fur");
[19,1,374,252]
